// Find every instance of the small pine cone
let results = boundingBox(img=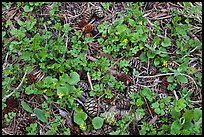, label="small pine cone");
[101,124,112,135]
[84,98,99,117]
[82,24,94,35]
[90,129,102,135]
[167,61,179,70]
[158,93,168,99]
[77,19,88,28]
[149,66,157,75]
[127,85,141,93]
[83,8,93,22]
[129,57,141,70]
[115,94,130,109]
[94,6,104,18]
[78,81,89,91]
